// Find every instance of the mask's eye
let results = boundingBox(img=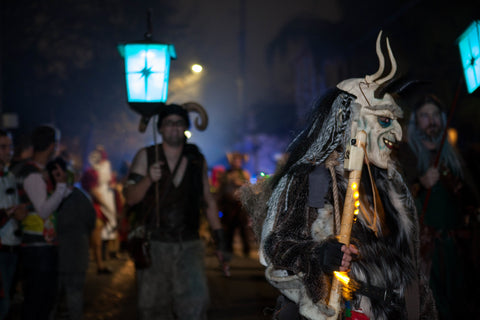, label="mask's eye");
[378,116,392,128]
